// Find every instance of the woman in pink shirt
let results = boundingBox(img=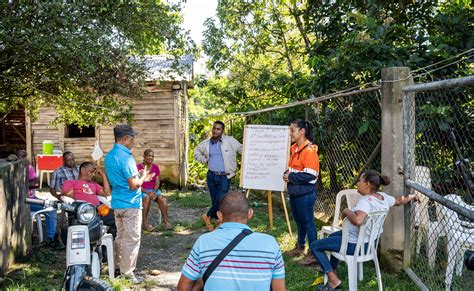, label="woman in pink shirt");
[61,162,111,206]
[138,149,171,231]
